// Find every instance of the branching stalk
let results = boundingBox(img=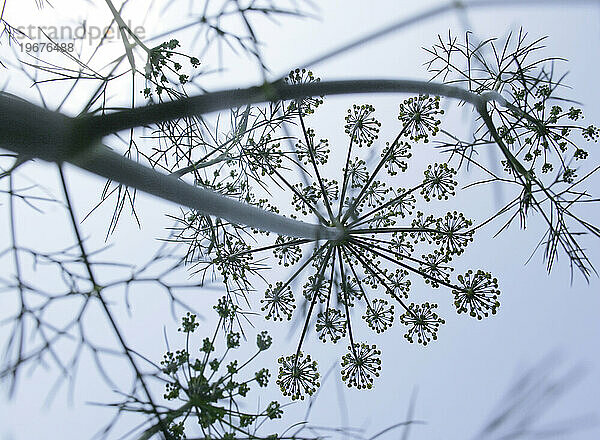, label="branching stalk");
[0,79,534,243]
